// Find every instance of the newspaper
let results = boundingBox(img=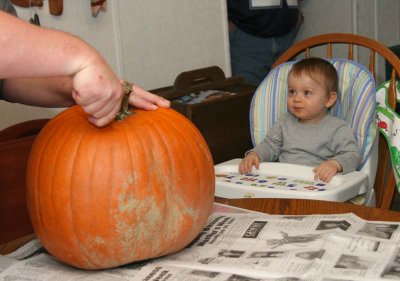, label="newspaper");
[1,203,400,281]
